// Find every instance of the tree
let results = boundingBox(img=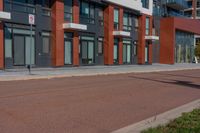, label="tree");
[194,44,200,62]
